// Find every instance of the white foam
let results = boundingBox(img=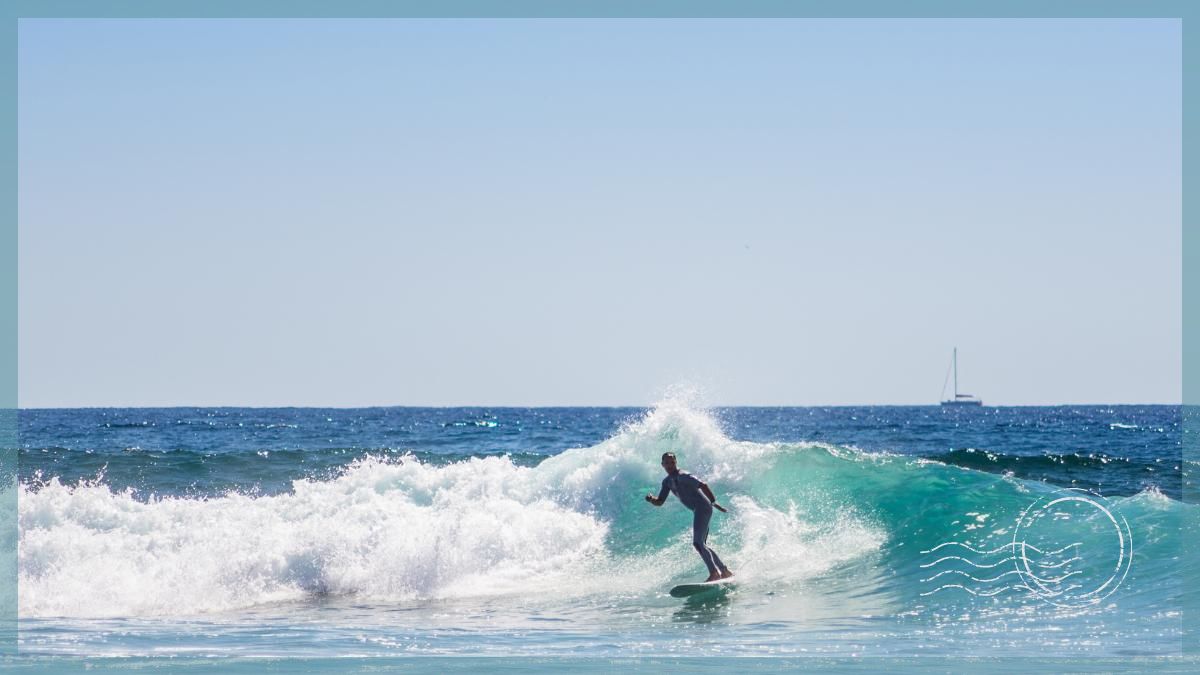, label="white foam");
[19,397,882,617]
[20,456,608,617]
[729,496,885,584]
